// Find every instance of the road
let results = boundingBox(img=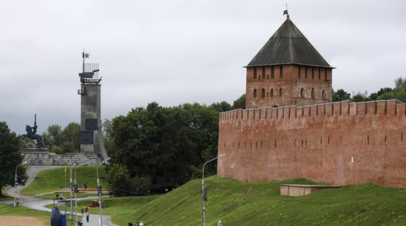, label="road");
[5,165,118,226]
